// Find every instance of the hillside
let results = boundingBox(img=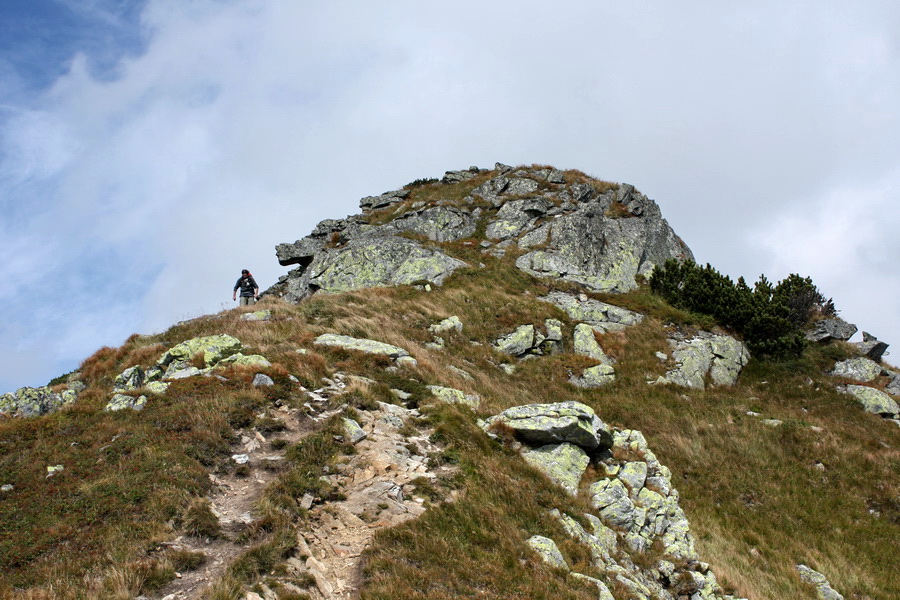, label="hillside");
[1,164,898,600]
